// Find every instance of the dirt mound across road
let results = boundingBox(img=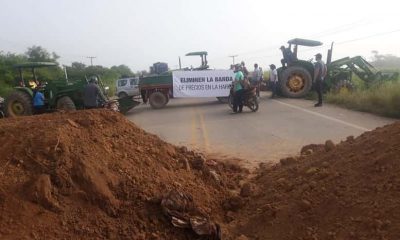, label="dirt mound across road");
[229,122,400,239]
[0,110,247,239]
